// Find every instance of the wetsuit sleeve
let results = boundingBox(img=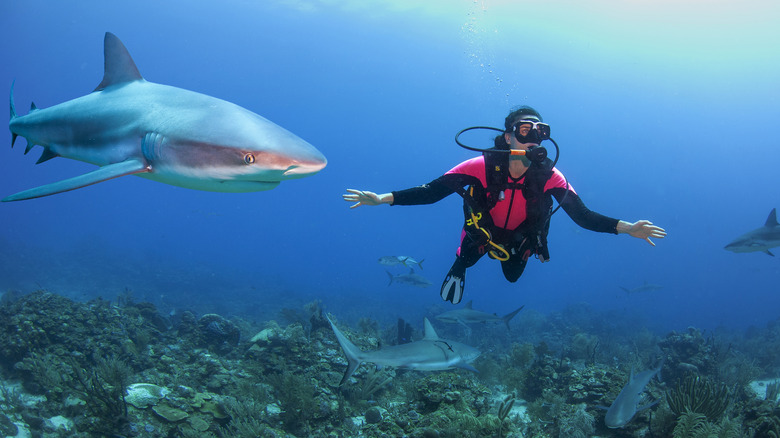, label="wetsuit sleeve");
[391,173,481,205]
[545,168,618,234]
[549,188,620,234]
